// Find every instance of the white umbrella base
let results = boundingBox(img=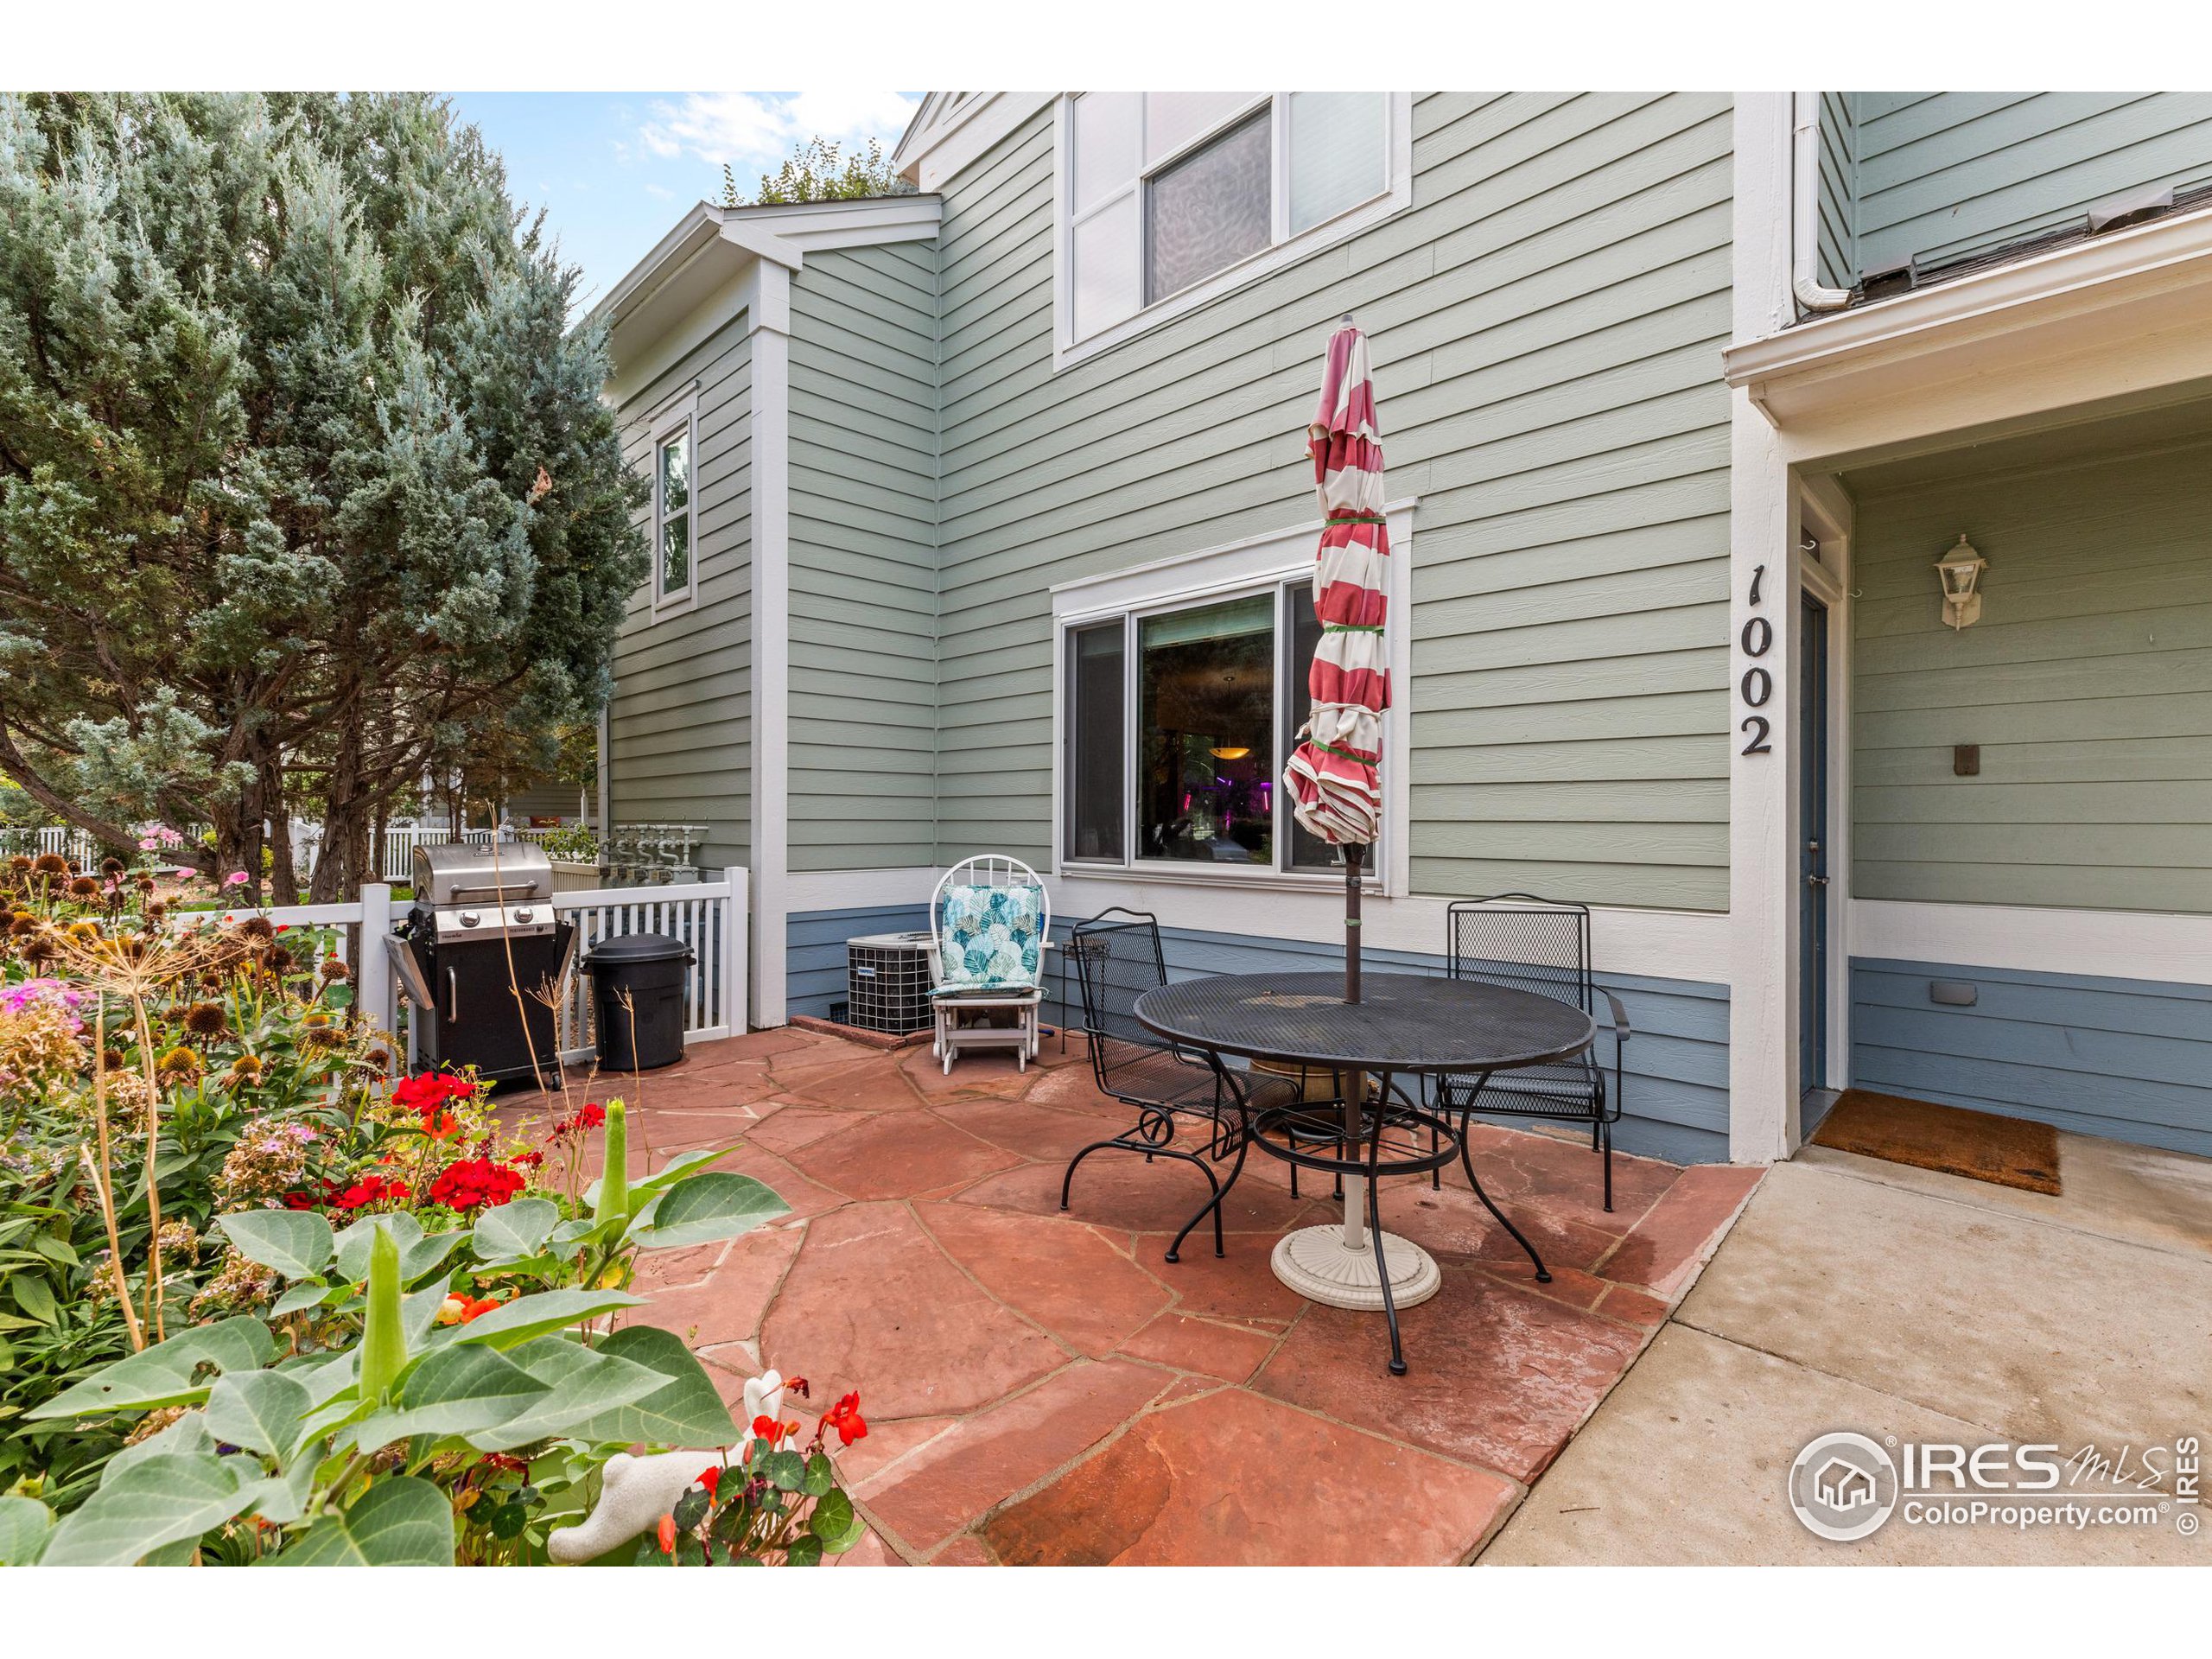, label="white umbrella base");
[1271,1224,1441,1311]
